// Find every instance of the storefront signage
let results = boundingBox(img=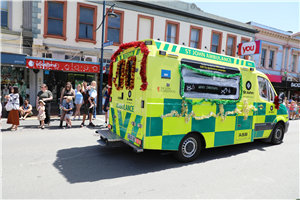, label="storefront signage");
[1,53,26,65]
[26,58,101,73]
[291,82,300,88]
[238,40,262,56]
